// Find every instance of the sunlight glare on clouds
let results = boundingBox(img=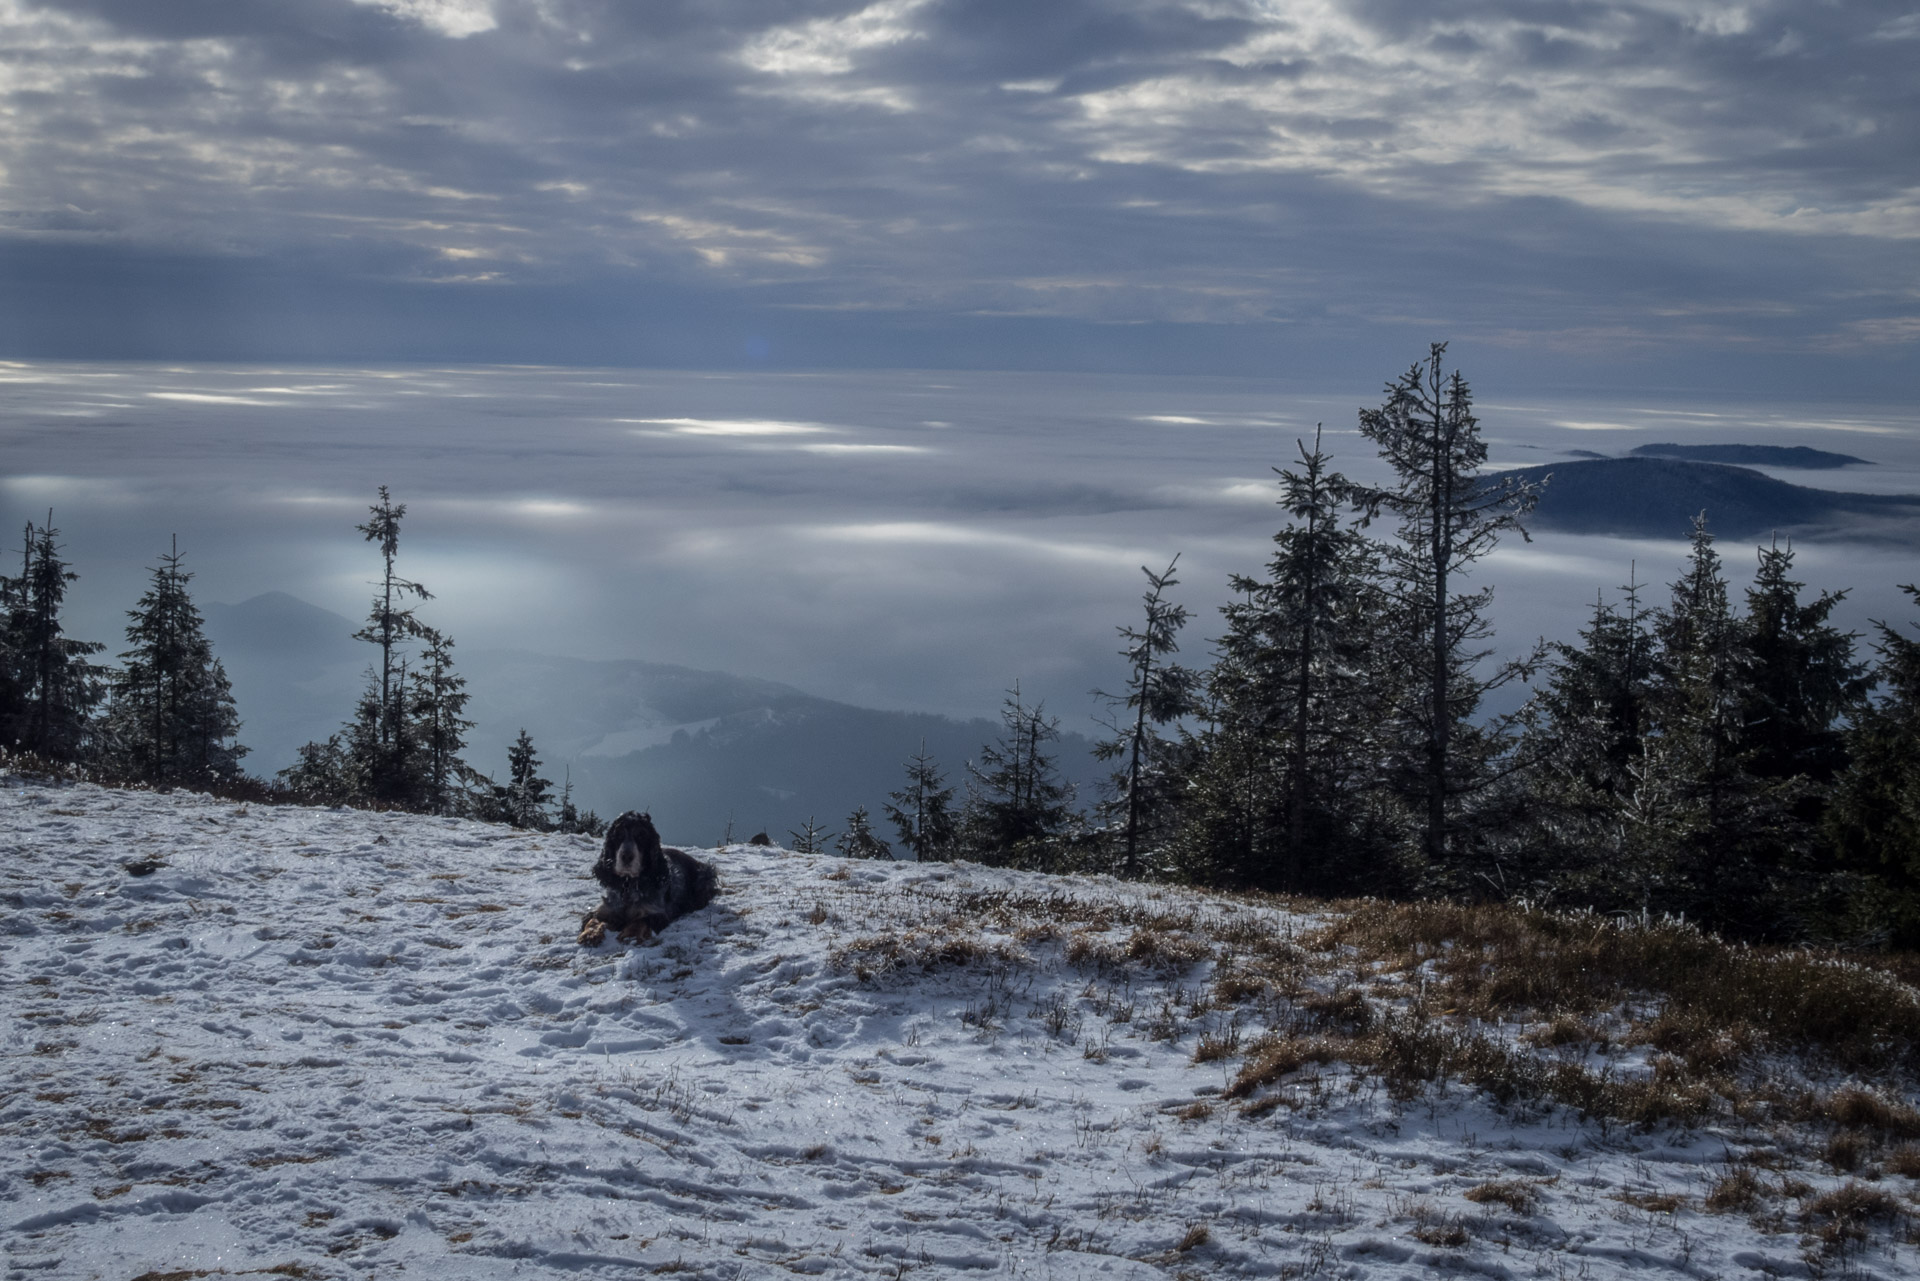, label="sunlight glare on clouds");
[797,443,929,455]
[813,521,1142,566]
[624,418,831,436]
[147,392,278,406]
